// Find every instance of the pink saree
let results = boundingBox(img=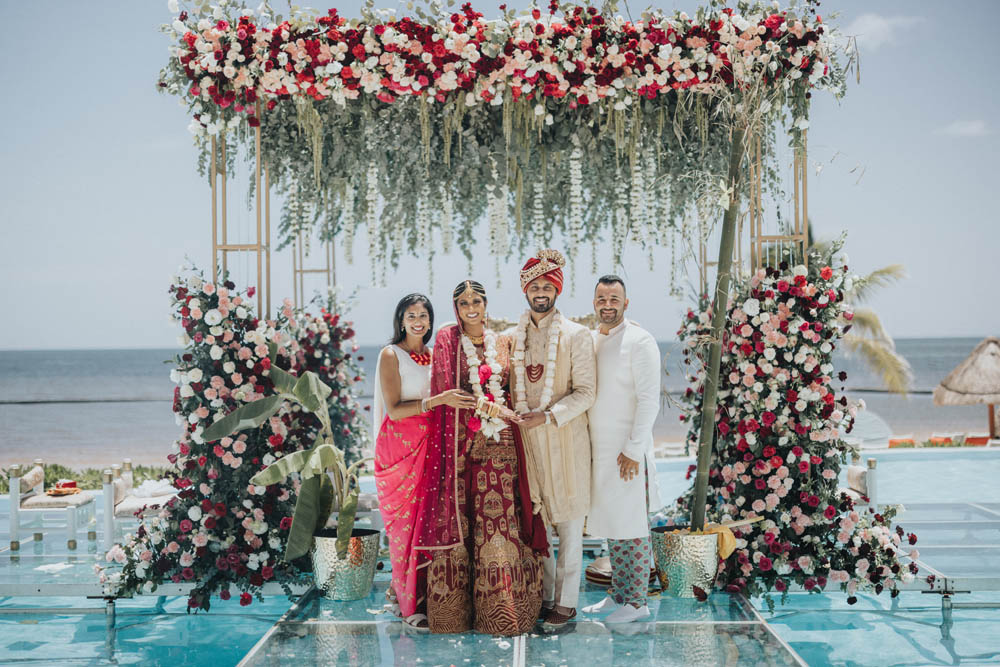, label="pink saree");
[374,410,433,618]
